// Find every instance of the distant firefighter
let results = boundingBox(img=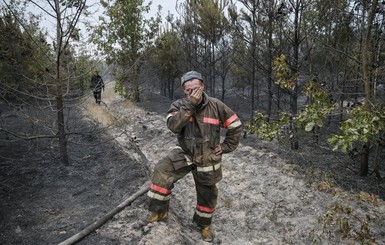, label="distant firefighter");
[90,70,104,104]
